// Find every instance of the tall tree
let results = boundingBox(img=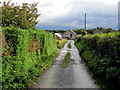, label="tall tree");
[1,1,40,29]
